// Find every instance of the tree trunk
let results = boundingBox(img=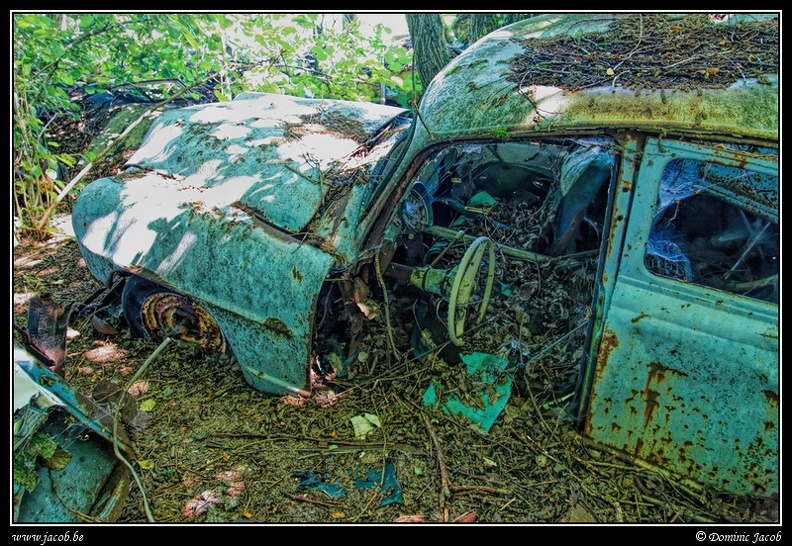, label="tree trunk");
[342,14,358,29]
[470,14,501,43]
[505,13,535,25]
[406,14,449,95]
